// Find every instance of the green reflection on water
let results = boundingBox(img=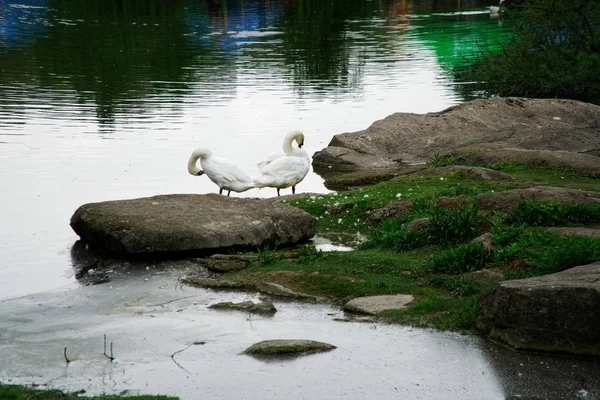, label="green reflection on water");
[0,0,511,122]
